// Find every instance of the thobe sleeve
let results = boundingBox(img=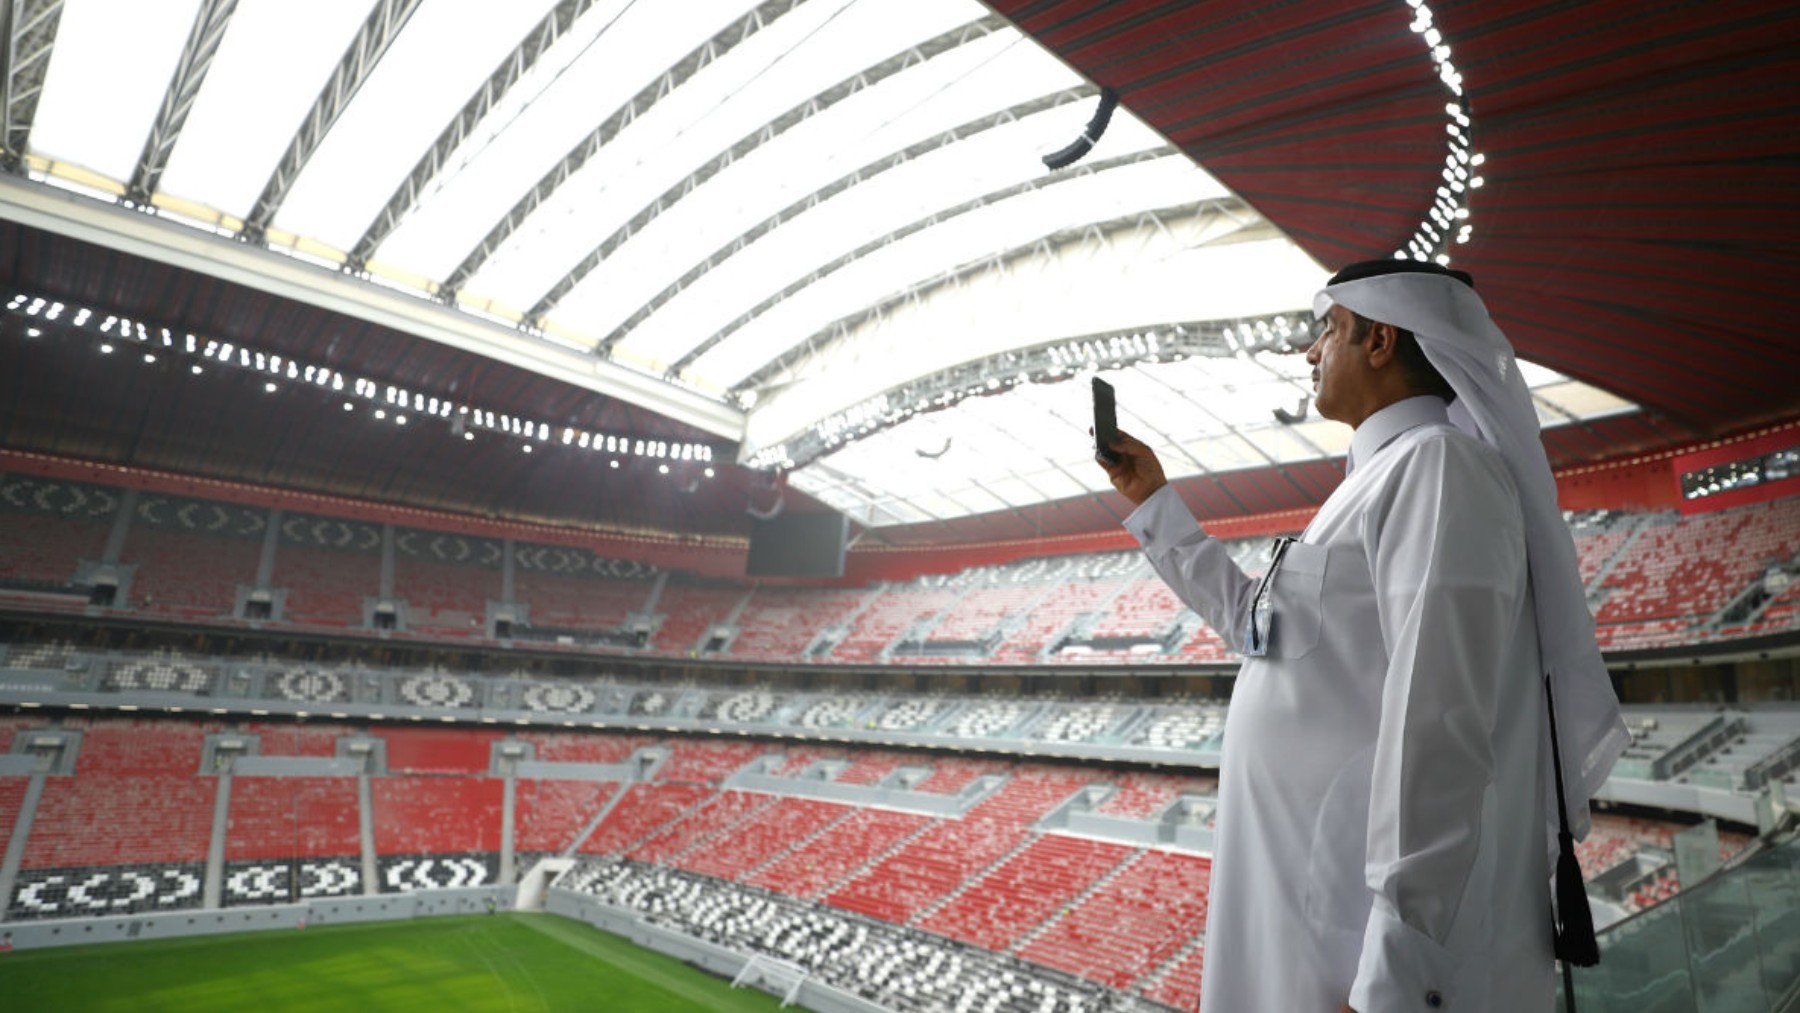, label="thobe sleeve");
[1120,484,1257,646]
[1349,436,1527,1012]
